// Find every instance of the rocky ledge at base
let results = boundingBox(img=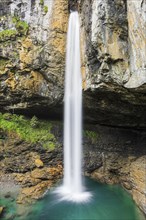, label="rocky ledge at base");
[0,136,63,205]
